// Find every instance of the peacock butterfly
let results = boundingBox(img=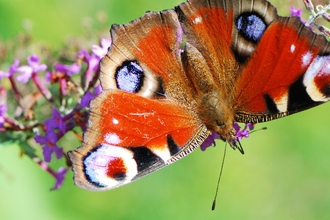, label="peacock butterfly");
[68,0,330,191]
